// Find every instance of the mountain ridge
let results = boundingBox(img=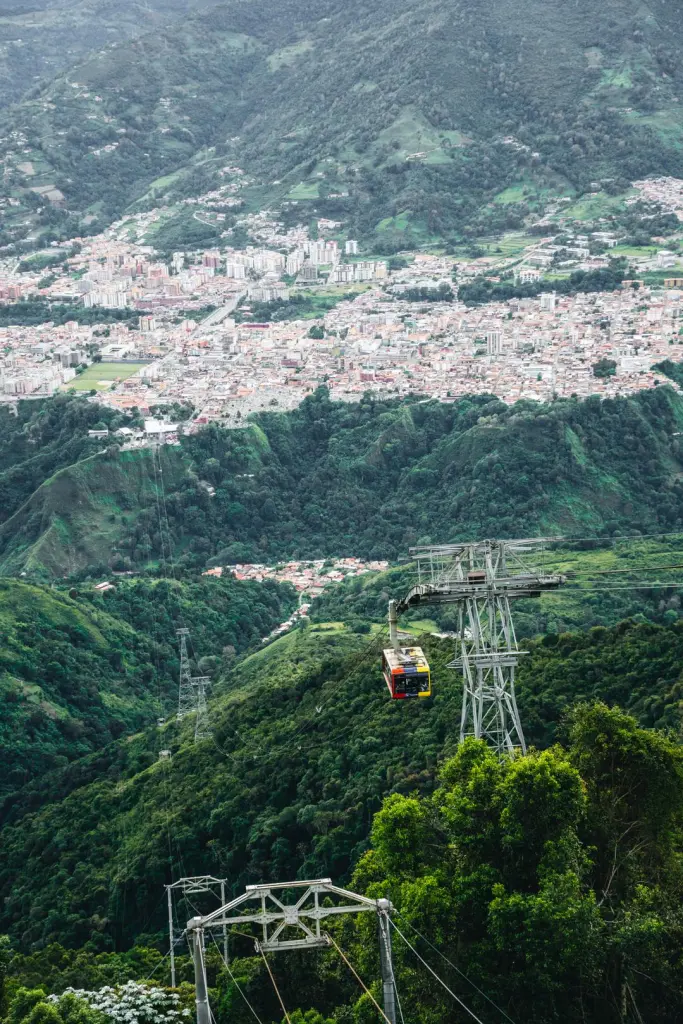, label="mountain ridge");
[3,387,683,577]
[3,0,683,245]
